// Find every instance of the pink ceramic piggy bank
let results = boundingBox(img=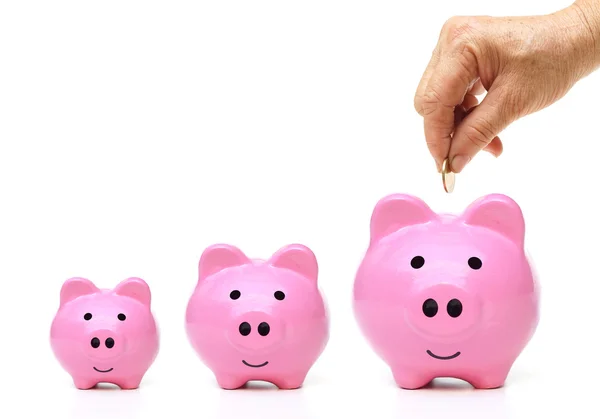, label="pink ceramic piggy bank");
[50,277,159,389]
[353,193,540,389]
[185,243,329,389]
